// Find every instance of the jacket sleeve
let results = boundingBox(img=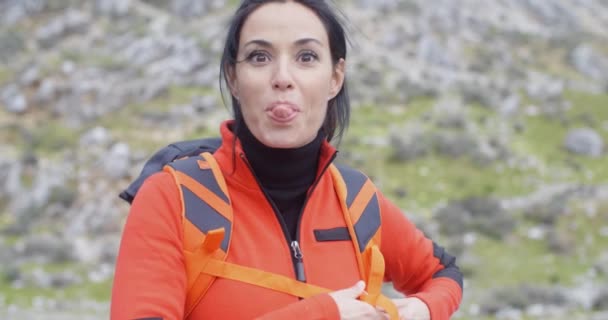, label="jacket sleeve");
[111,172,341,320]
[111,172,187,320]
[378,192,463,320]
